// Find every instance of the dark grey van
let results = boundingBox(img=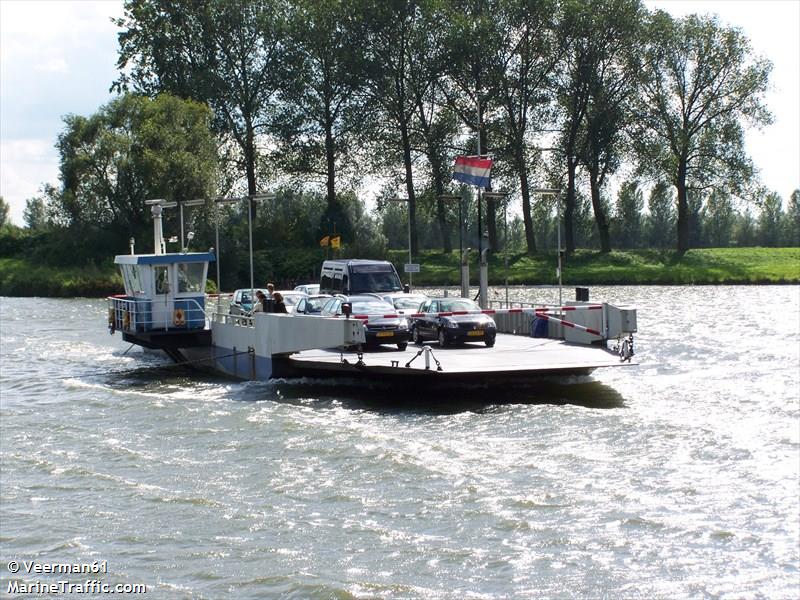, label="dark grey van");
[319,259,404,295]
